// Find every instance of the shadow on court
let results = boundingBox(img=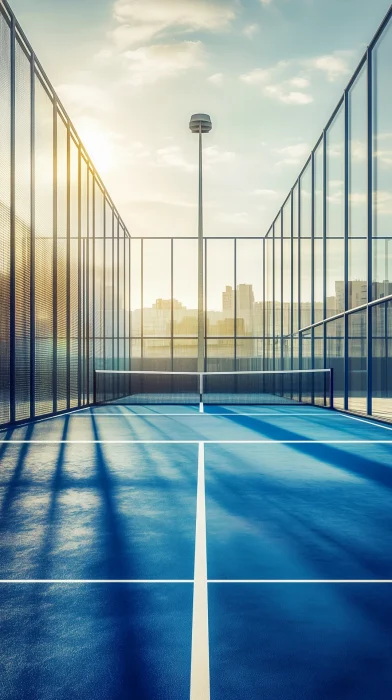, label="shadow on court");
[0,414,196,699]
